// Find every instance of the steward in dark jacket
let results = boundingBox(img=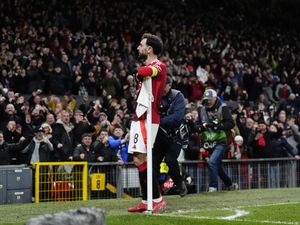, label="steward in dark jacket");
[153,76,188,197]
